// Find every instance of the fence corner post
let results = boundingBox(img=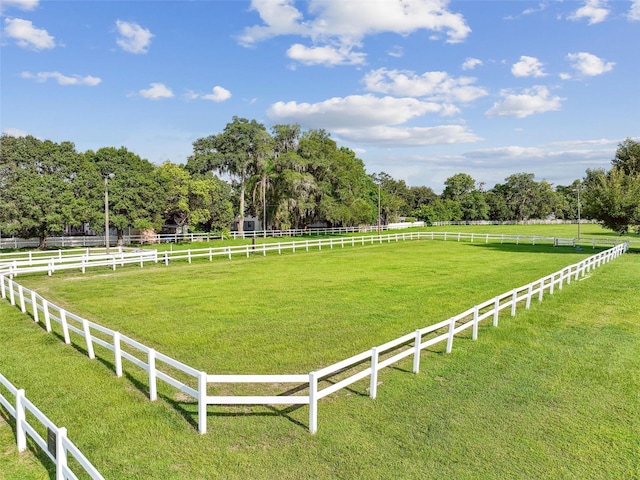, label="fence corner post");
[198,371,207,434]
[446,318,455,353]
[309,371,318,434]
